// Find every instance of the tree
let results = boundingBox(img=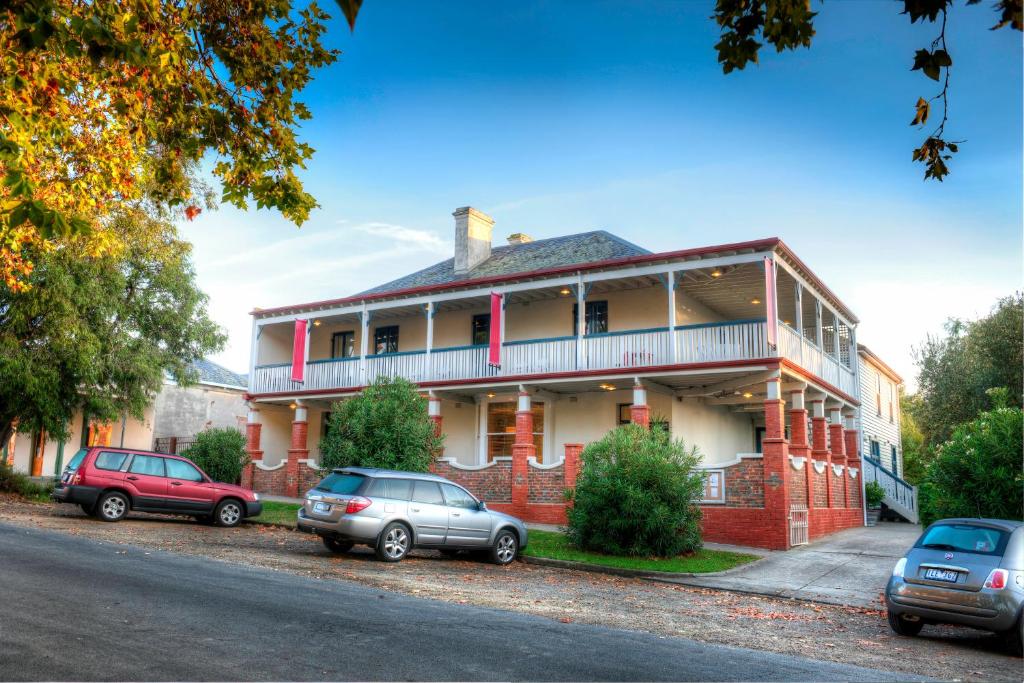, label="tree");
[567,425,705,557]
[913,294,1023,446]
[899,391,932,485]
[182,428,249,484]
[918,388,1023,525]
[1,0,339,291]
[319,377,444,473]
[713,0,1021,181]
[0,207,224,447]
